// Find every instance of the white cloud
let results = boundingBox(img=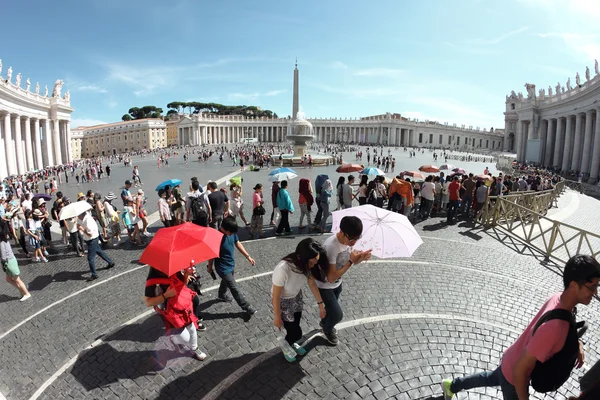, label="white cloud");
[71,118,107,128]
[264,90,286,96]
[76,84,108,93]
[353,68,404,78]
[227,90,286,101]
